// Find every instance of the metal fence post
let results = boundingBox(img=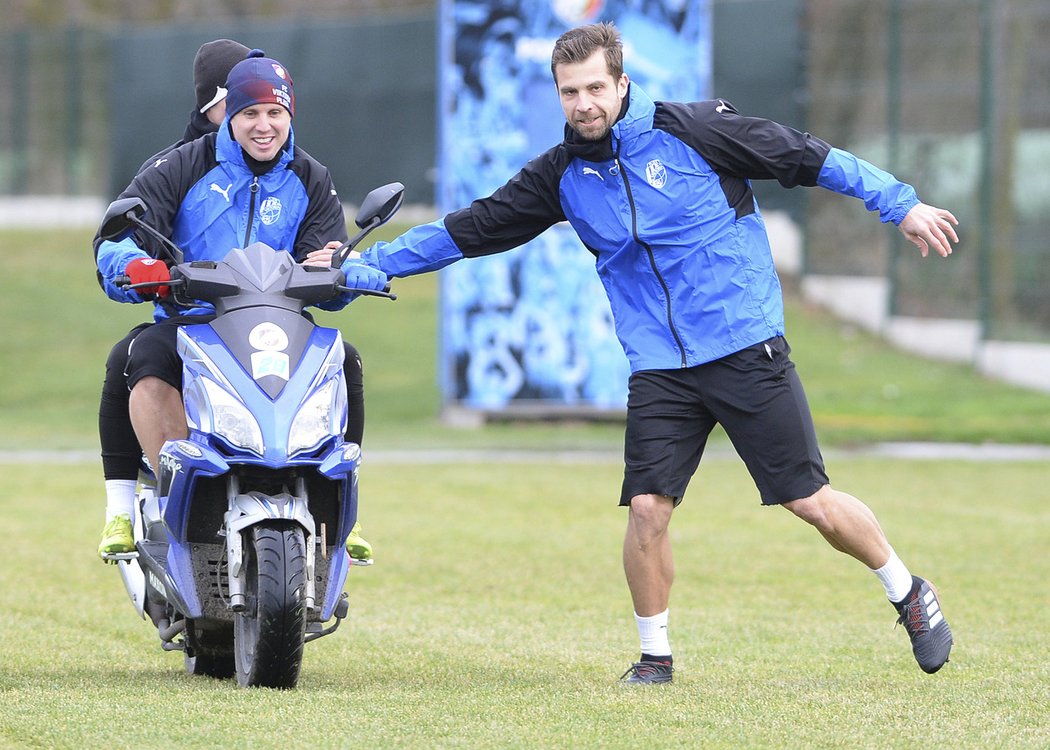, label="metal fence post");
[977,0,995,343]
[886,0,901,318]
